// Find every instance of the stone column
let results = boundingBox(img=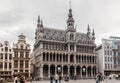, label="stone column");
[52,53,53,62]
[86,67,88,78]
[74,66,76,76]
[91,67,93,78]
[23,61,25,72]
[81,68,82,78]
[44,53,46,61]
[55,65,57,74]
[40,64,43,80]
[48,53,50,62]
[62,65,63,77]
[48,65,50,78]
[62,54,63,63]
[68,66,70,76]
